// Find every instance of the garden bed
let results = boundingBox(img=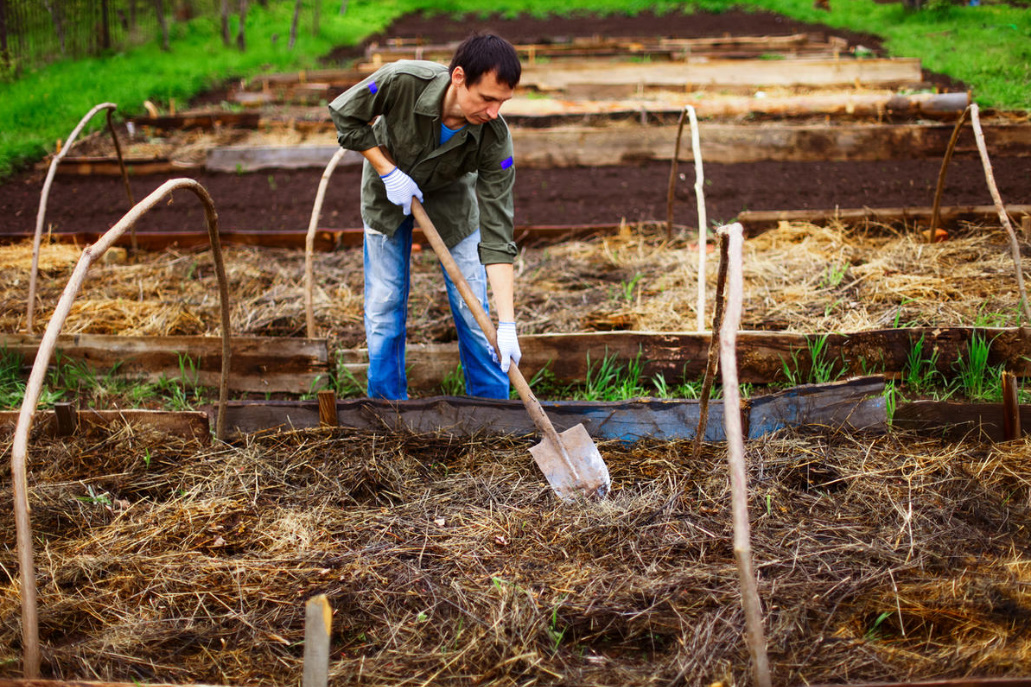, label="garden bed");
[3,8,1031,686]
